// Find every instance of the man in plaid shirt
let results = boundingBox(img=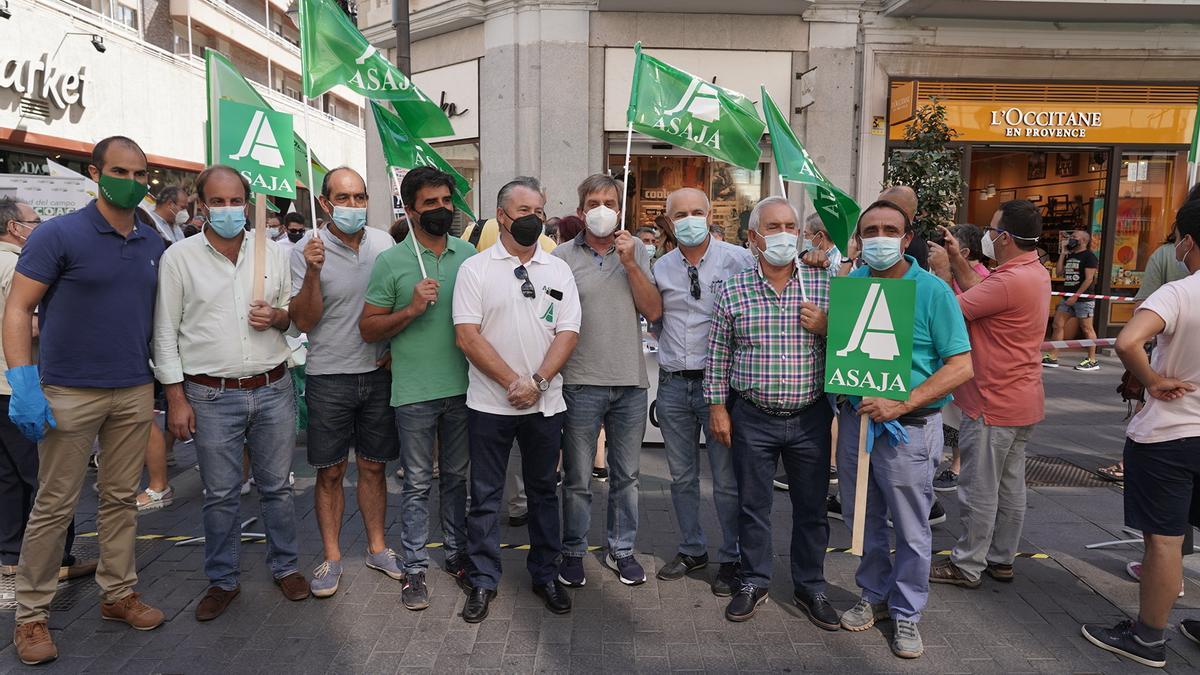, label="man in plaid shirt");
[704,196,838,628]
